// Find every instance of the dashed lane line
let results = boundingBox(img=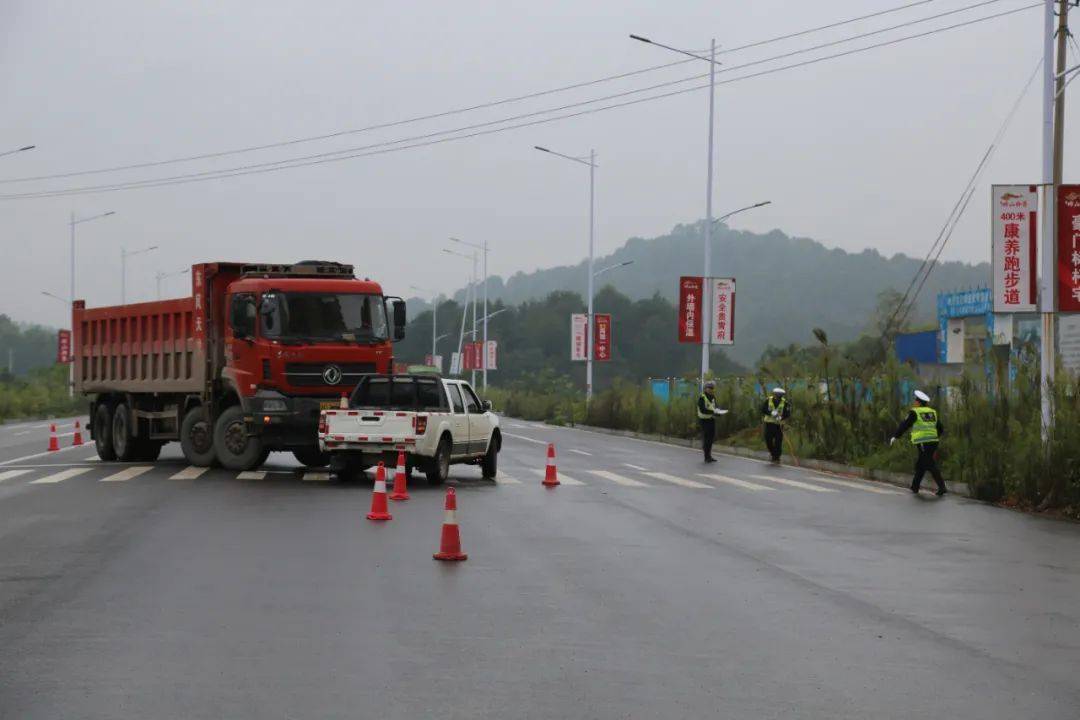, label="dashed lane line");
[30,467,93,484]
[568,449,592,456]
[496,474,522,485]
[503,432,548,445]
[100,466,154,483]
[301,472,331,482]
[643,471,712,489]
[697,473,775,492]
[749,474,836,493]
[623,463,650,472]
[528,468,585,486]
[237,471,267,480]
[0,469,32,482]
[587,469,648,488]
[170,466,209,480]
